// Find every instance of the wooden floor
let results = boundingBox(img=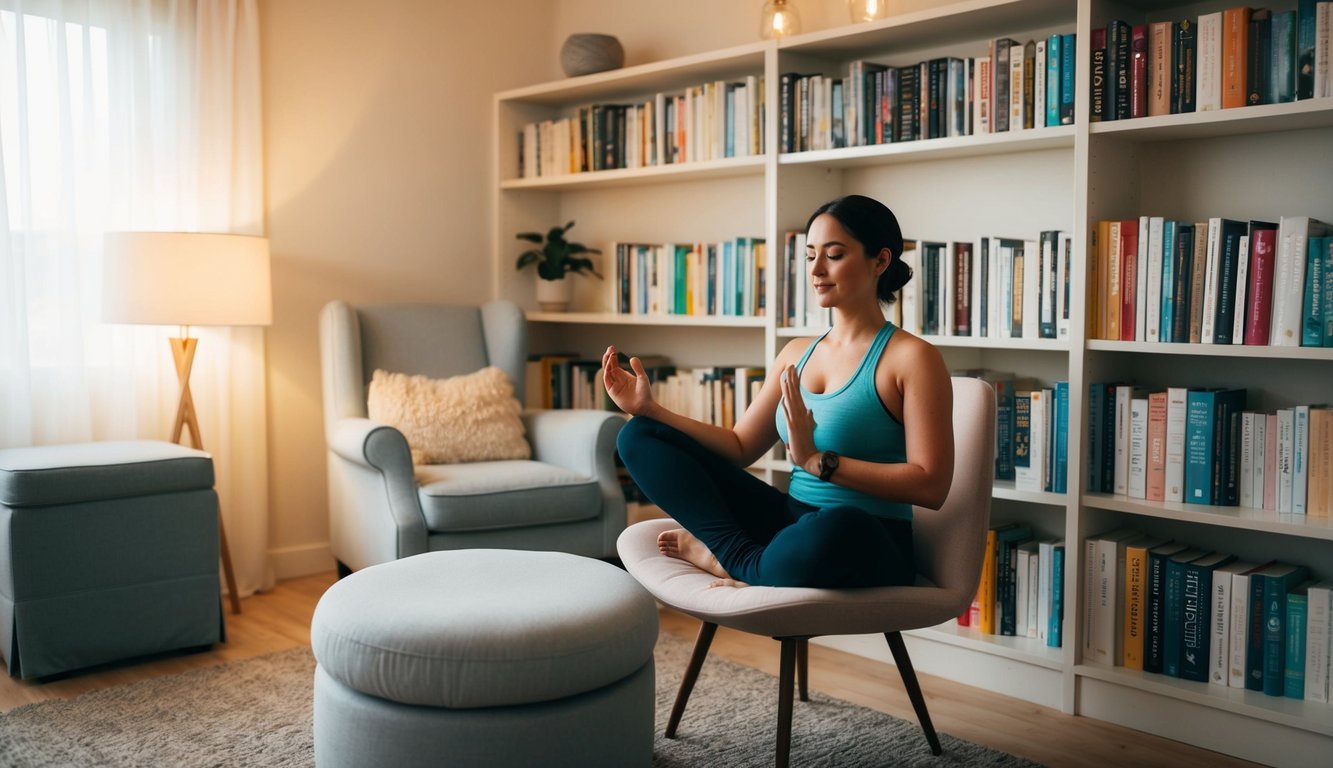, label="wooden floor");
[1,571,1258,768]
